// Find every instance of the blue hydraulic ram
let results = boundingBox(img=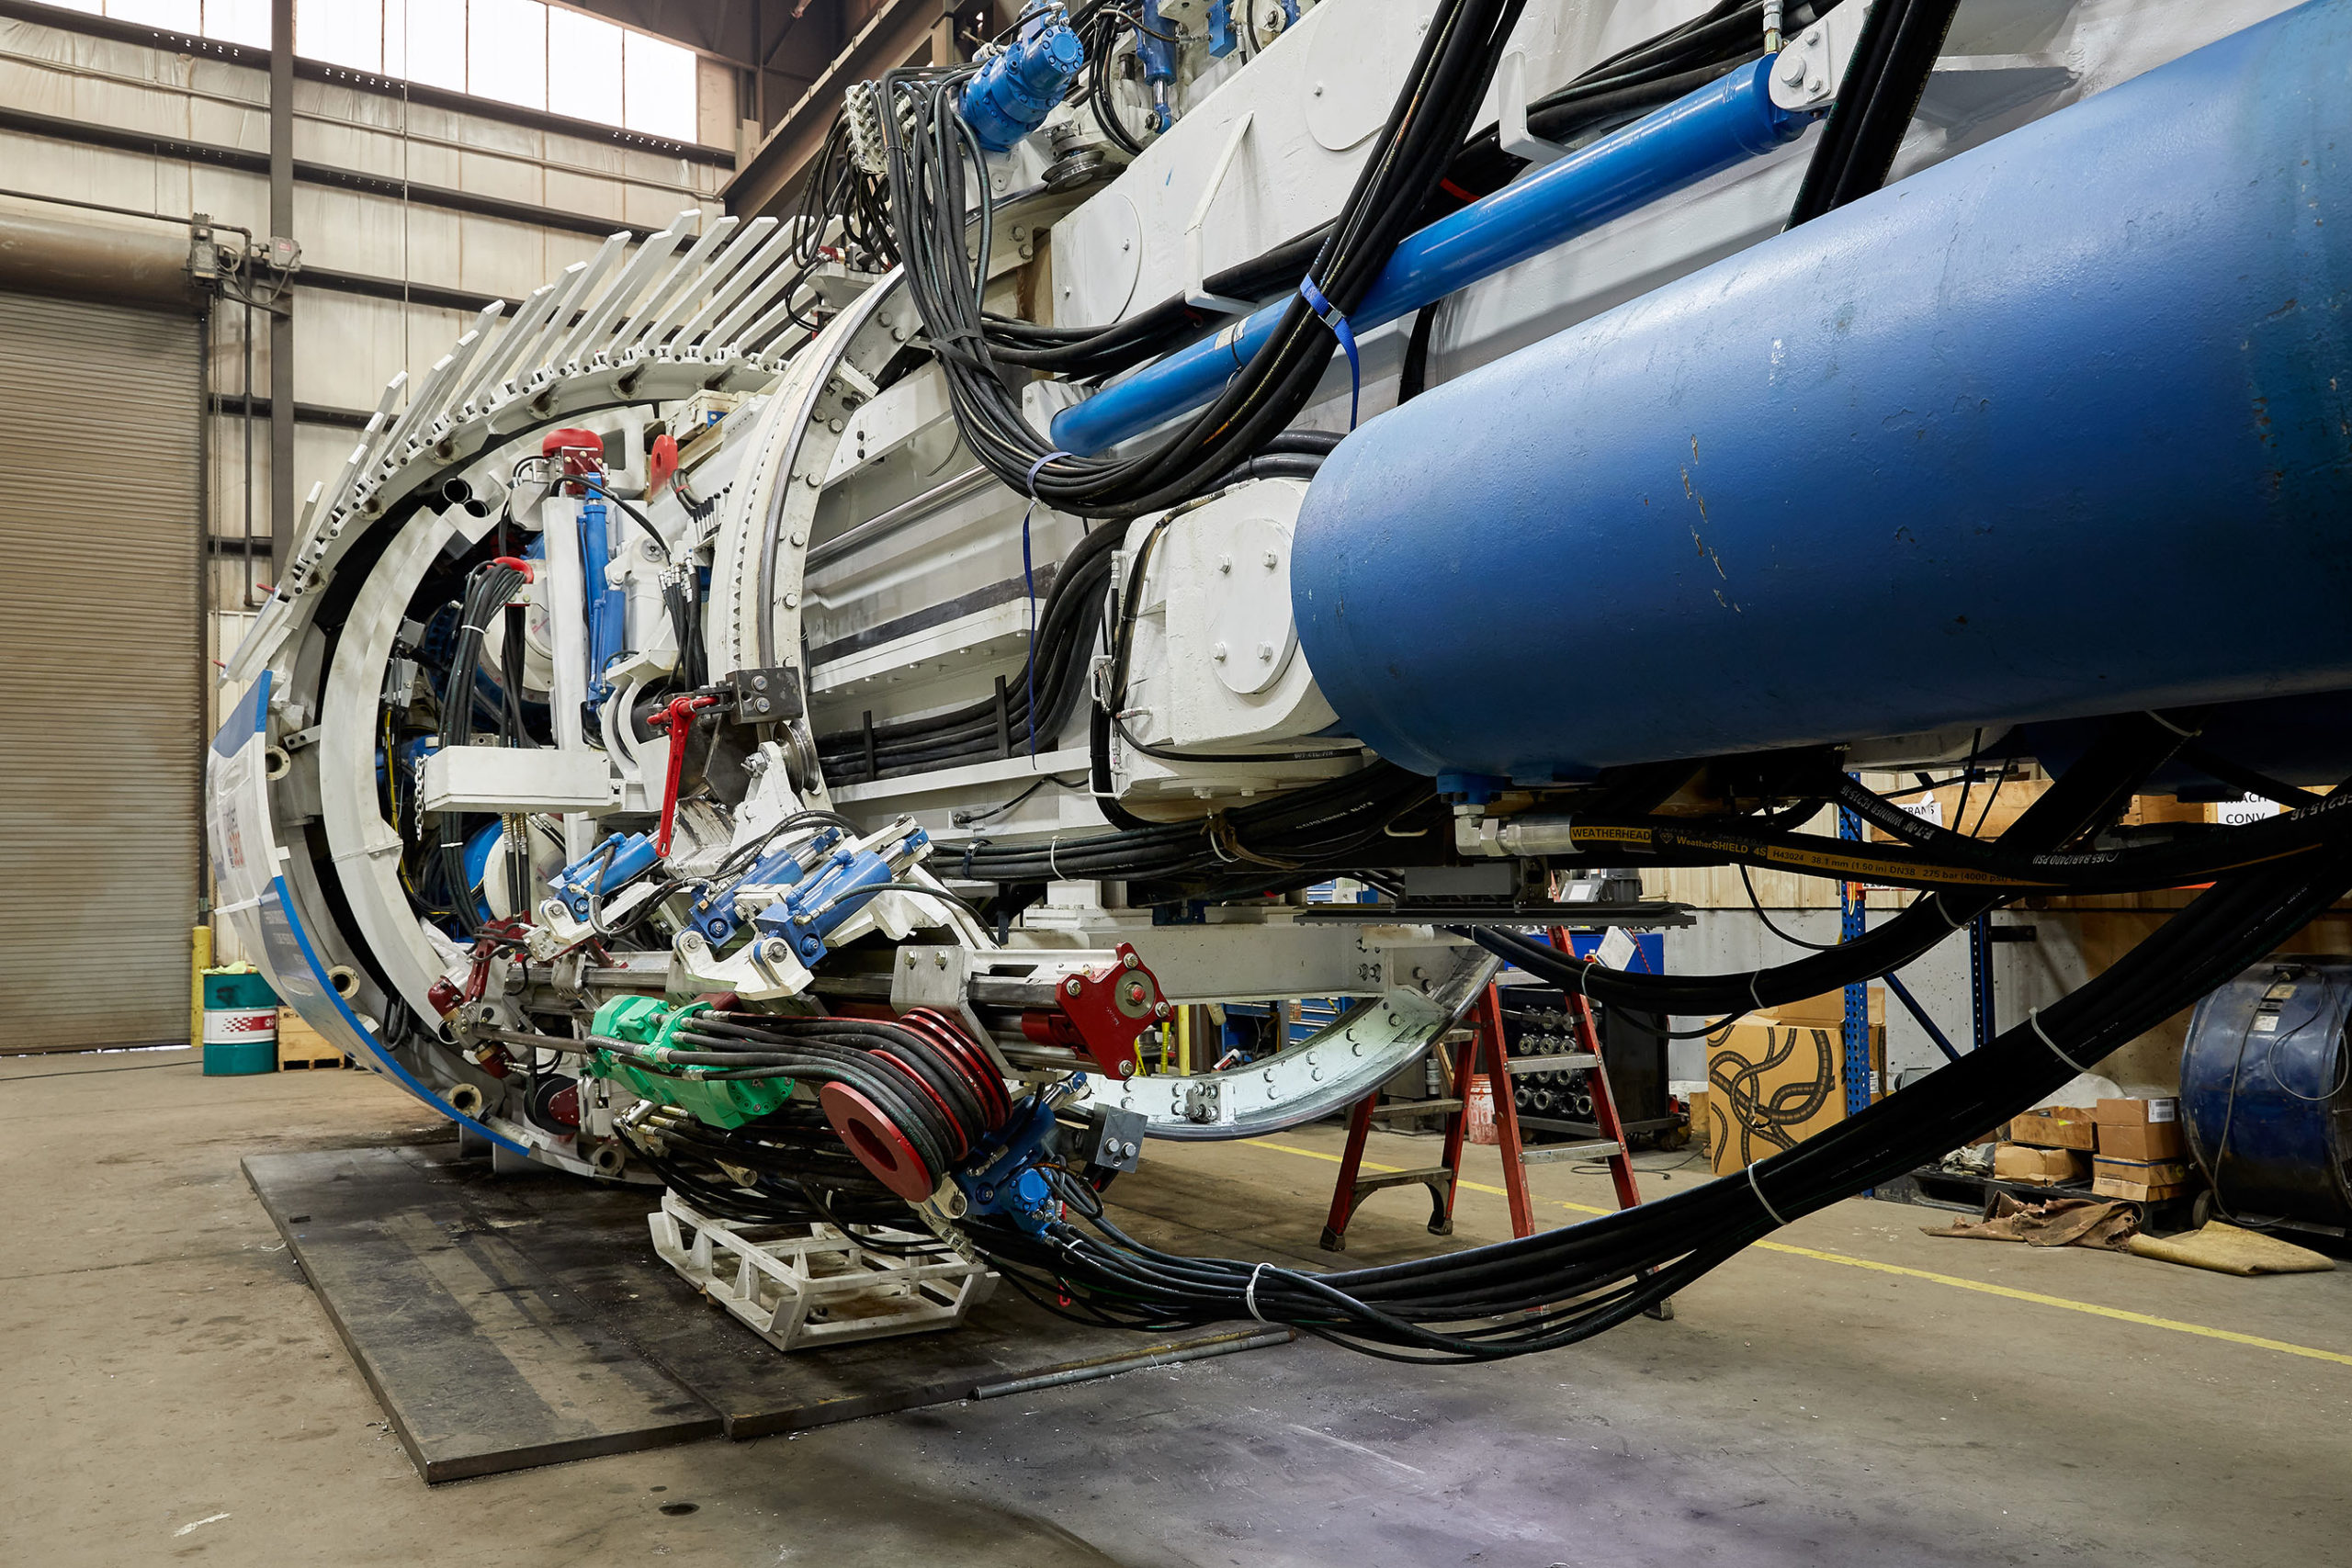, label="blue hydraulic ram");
[1048,56,1805,456]
[1290,0,2352,785]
